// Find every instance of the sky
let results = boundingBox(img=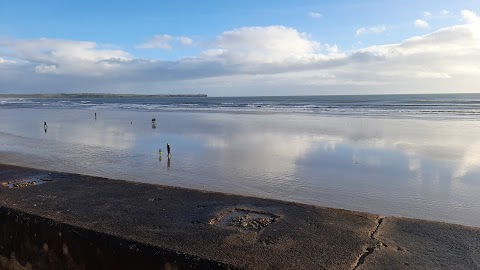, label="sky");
[0,0,479,96]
